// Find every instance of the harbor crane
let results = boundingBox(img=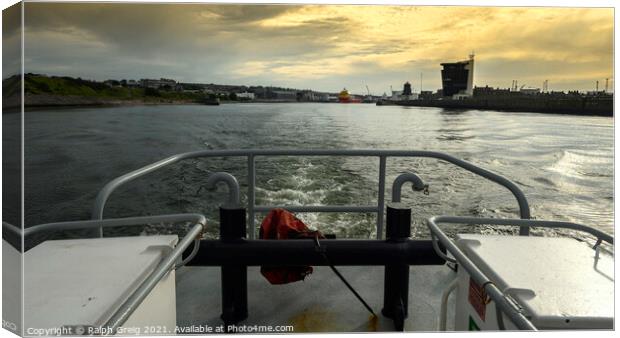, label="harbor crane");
[605,78,609,93]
